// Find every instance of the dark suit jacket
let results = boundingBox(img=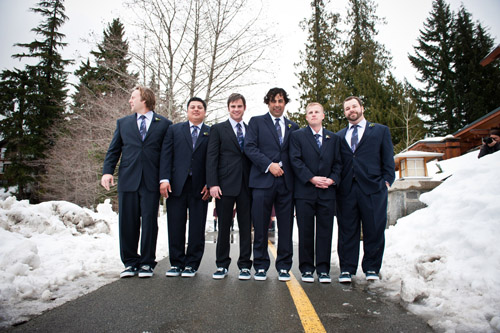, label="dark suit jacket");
[103,113,172,192]
[336,122,395,196]
[289,127,342,200]
[206,120,251,196]
[160,121,210,198]
[244,114,299,191]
